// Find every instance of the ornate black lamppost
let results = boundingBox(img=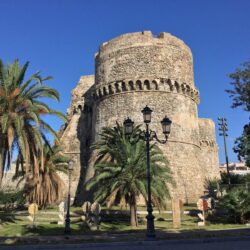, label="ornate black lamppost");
[123,106,172,239]
[64,160,74,234]
[218,117,231,189]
